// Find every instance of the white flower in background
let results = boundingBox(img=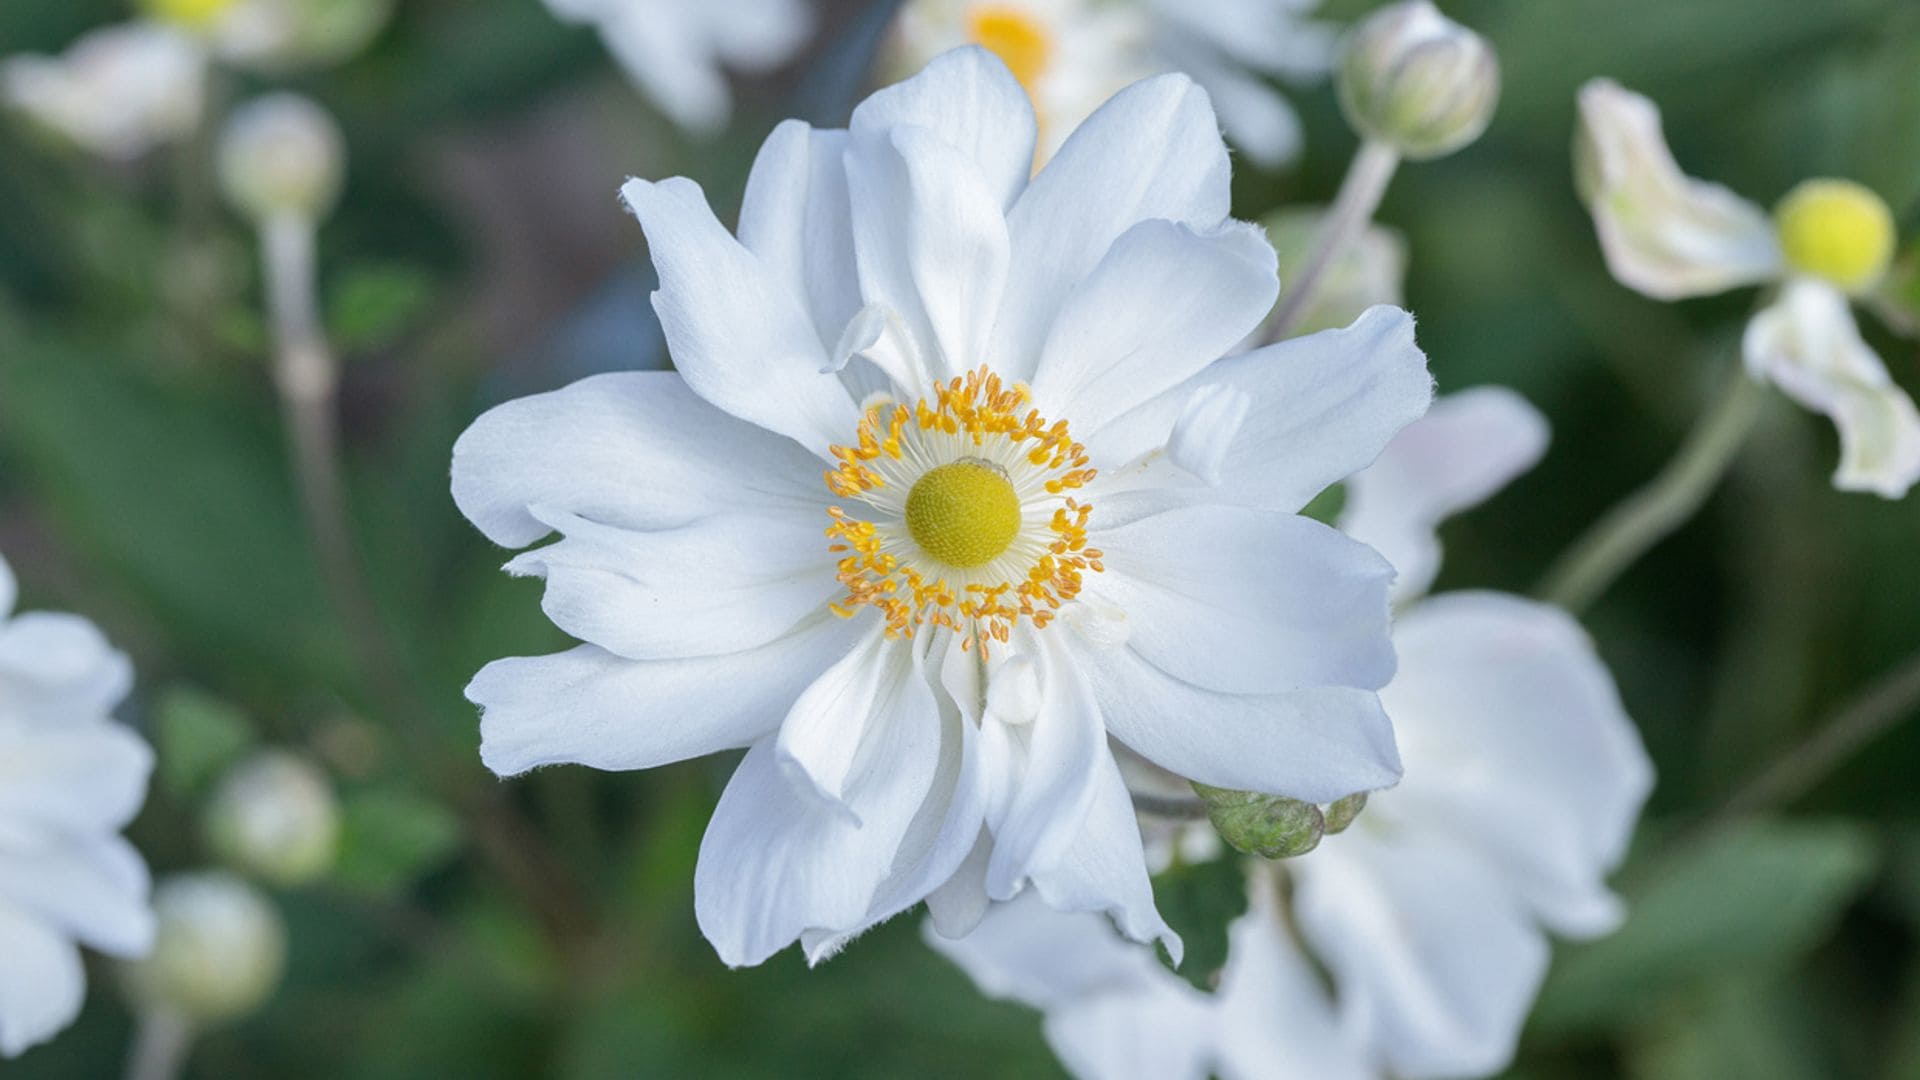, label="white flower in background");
[0,554,154,1058]
[145,0,393,71]
[0,22,204,161]
[889,0,1338,166]
[933,390,1654,1080]
[1577,79,1920,498]
[541,0,813,133]
[454,48,1433,968]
